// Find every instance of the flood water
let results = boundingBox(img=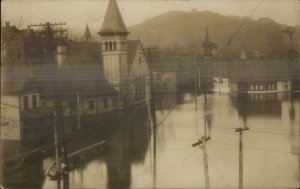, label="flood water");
[39,88,299,188]
[3,86,300,189]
